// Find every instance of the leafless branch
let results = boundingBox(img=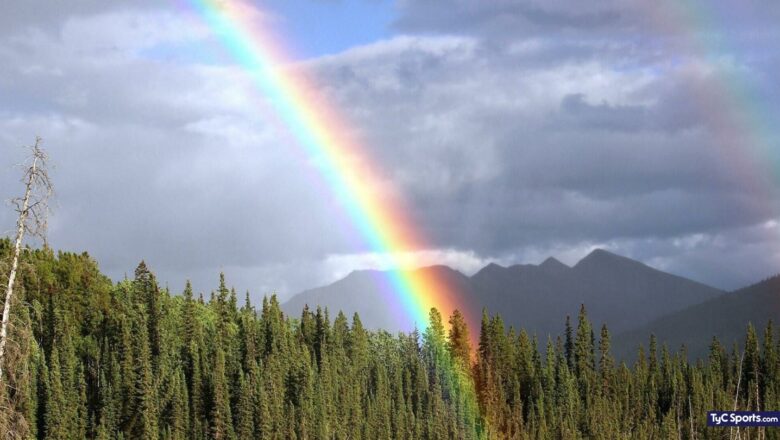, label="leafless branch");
[1,137,52,383]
